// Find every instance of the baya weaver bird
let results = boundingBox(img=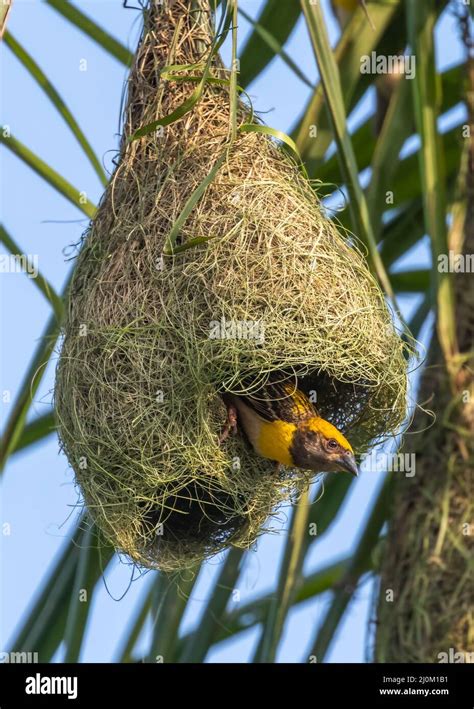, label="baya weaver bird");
[220,376,358,477]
